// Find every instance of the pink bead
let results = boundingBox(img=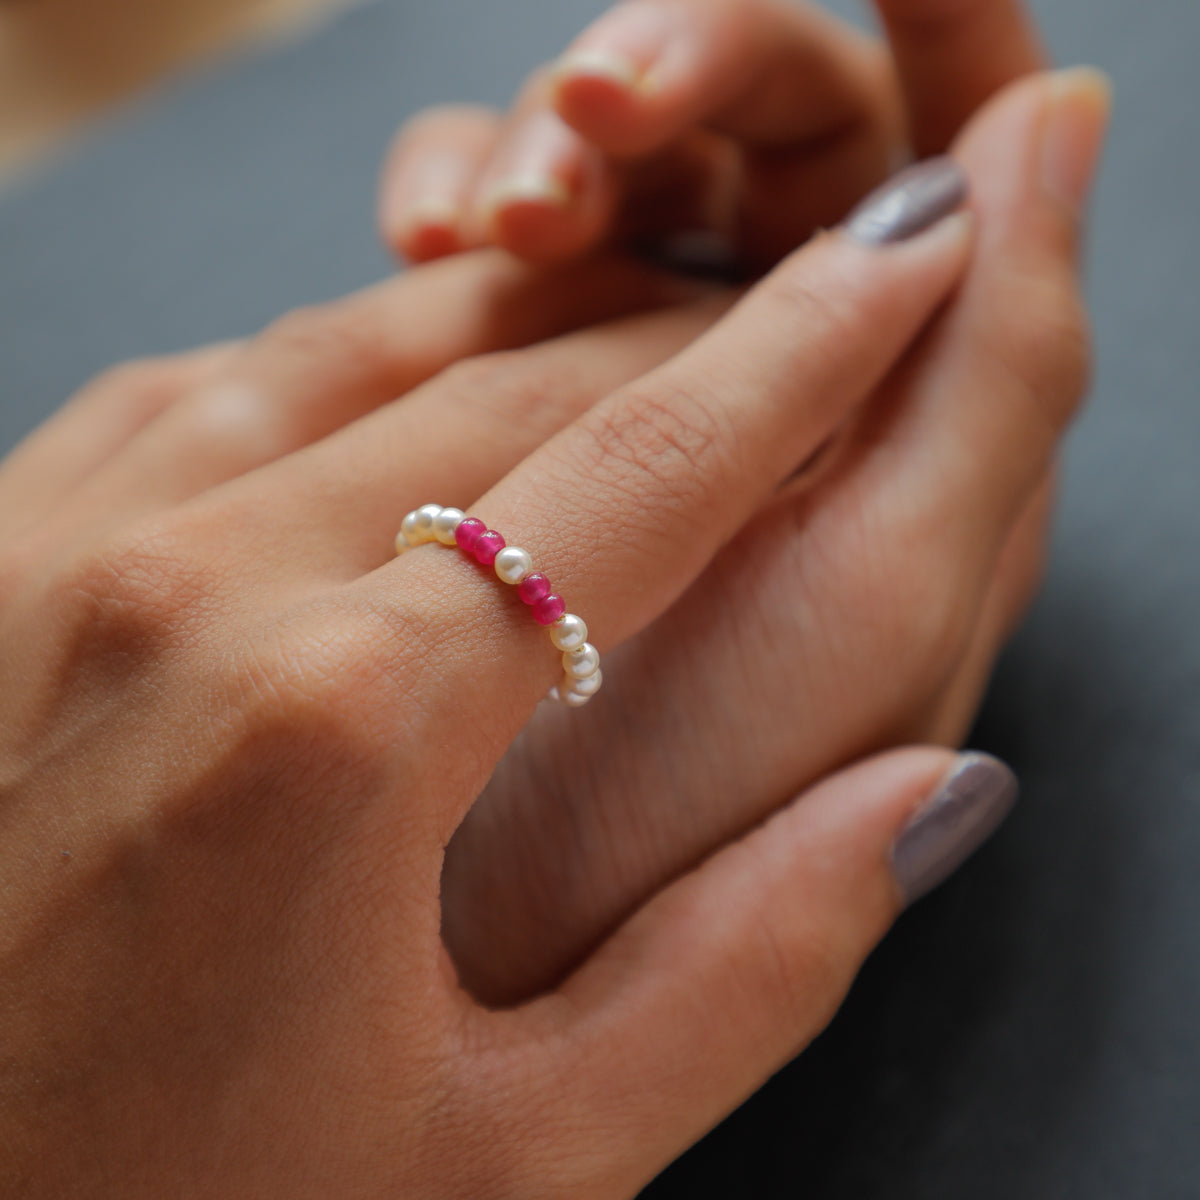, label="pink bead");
[455,518,486,552]
[533,594,566,626]
[518,573,552,605]
[474,531,505,566]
